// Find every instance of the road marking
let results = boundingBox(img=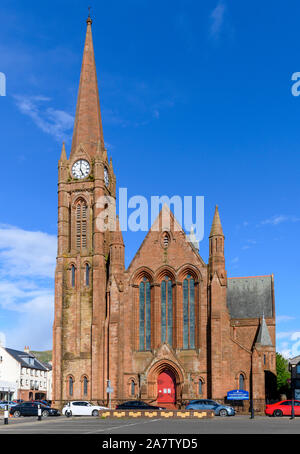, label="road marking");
[85,418,162,434]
